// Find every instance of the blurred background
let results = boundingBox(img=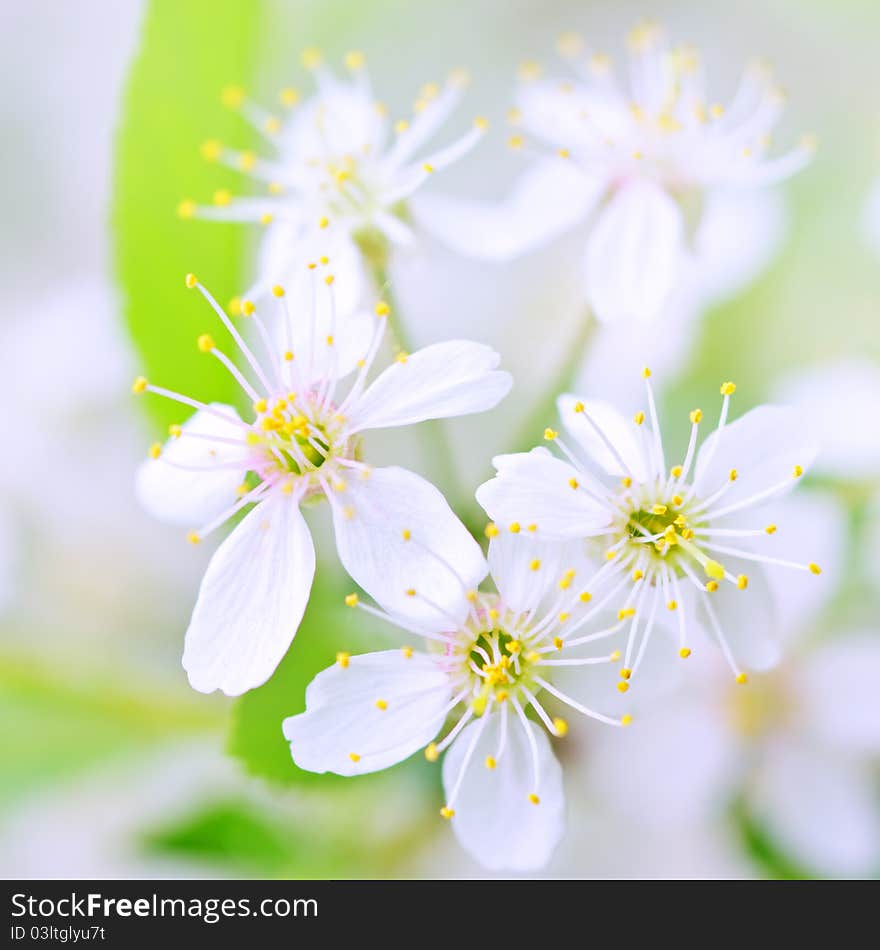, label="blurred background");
[1,0,878,879]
